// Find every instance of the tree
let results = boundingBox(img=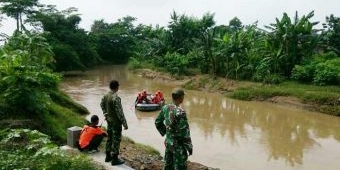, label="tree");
[30,5,100,71]
[321,14,340,55]
[264,11,319,77]
[0,0,39,32]
[228,17,243,32]
[0,32,60,116]
[91,16,138,64]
